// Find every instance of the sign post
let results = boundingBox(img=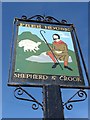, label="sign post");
[8,15,90,119]
[43,85,64,119]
